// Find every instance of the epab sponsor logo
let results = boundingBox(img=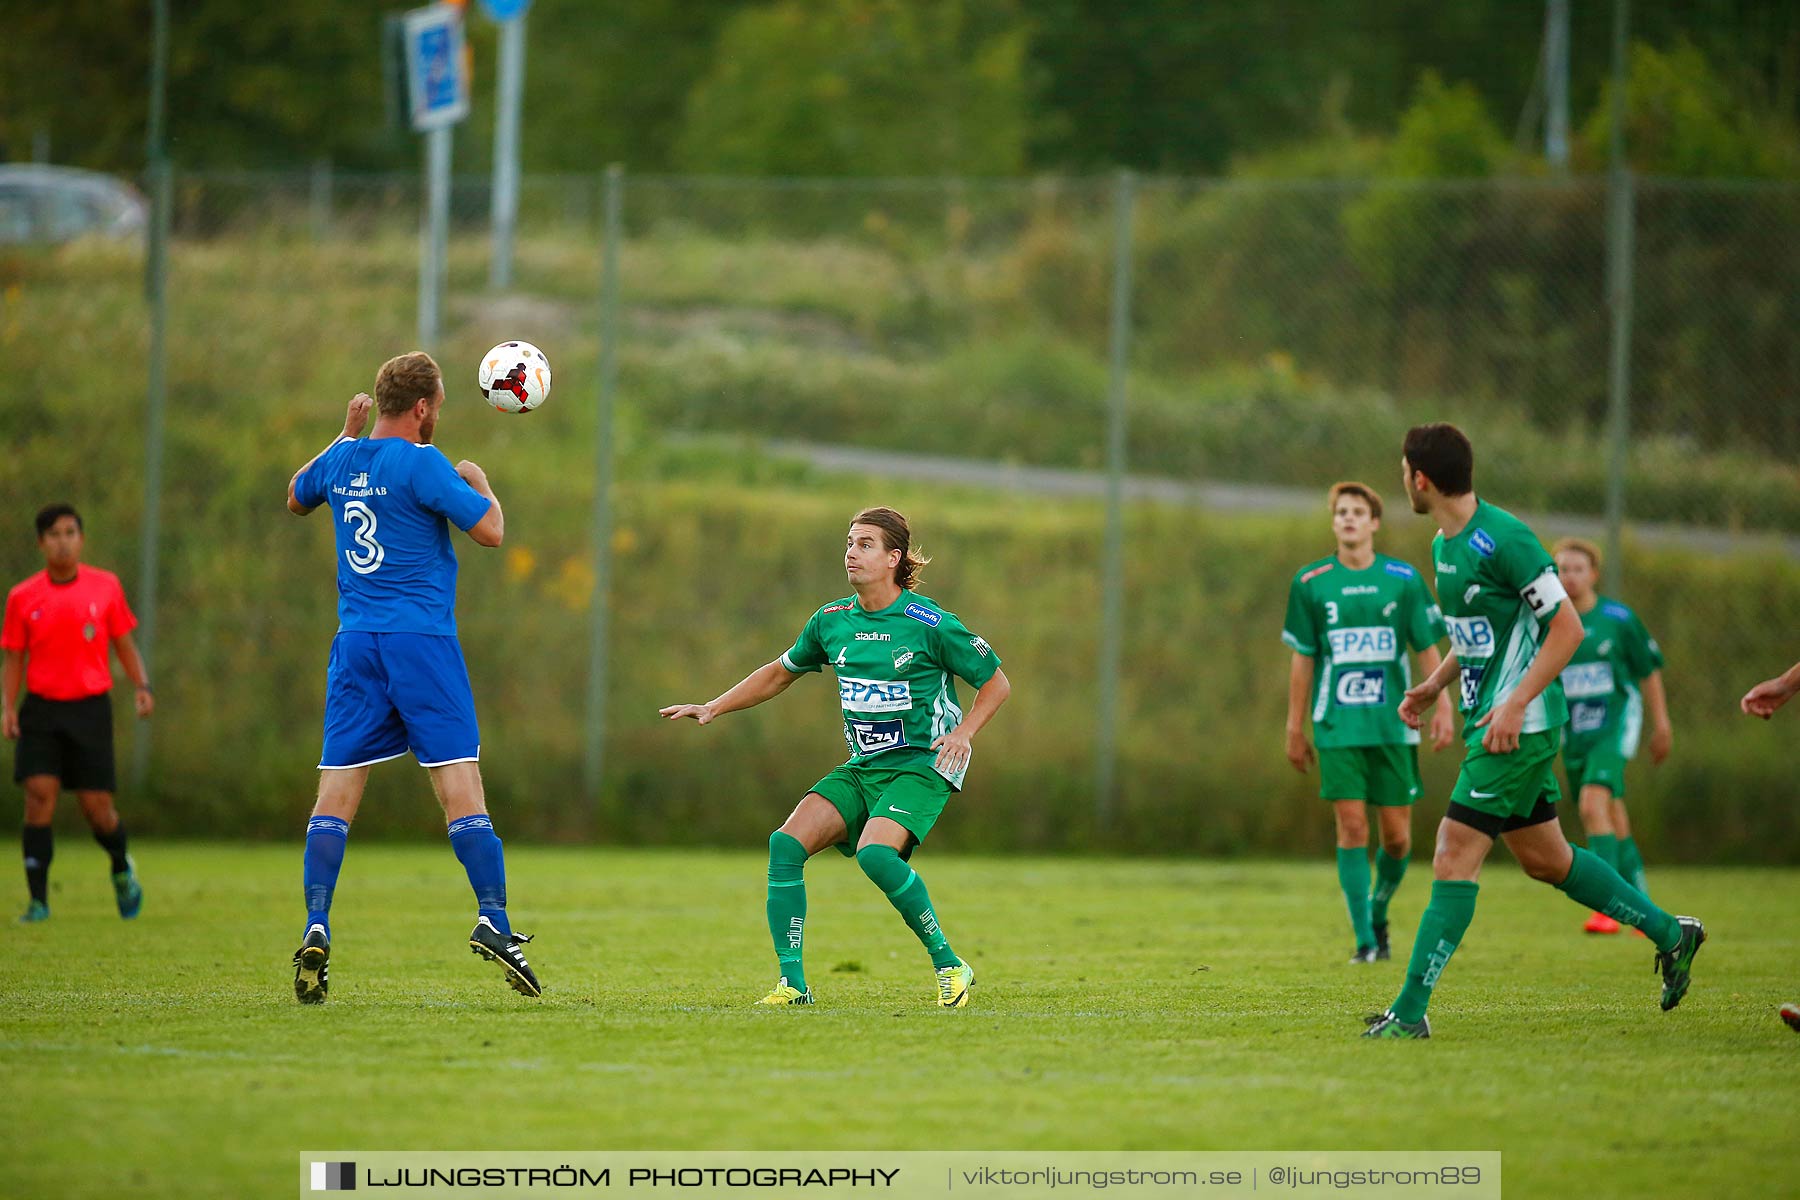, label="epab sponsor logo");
[838,676,912,713]
[1326,626,1397,665]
